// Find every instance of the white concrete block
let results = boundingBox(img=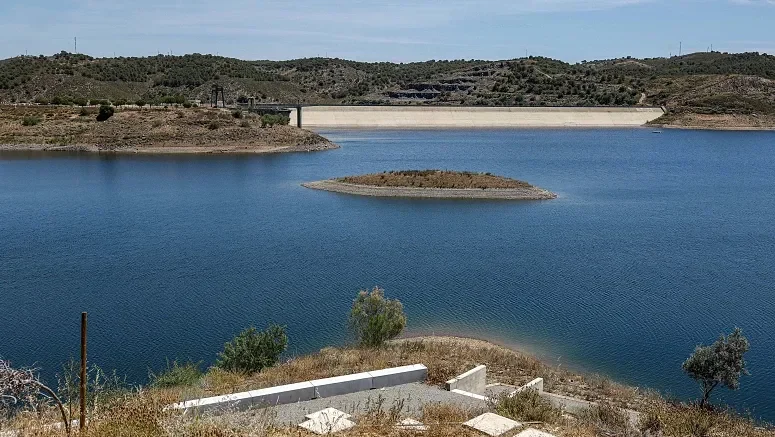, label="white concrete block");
[516,429,556,437]
[298,417,356,434]
[464,412,522,437]
[446,365,486,394]
[515,378,544,395]
[248,381,316,407]
[310,372,373,398]
[177,390,255,413]
[396,418,427,431]
[369,364,427,388]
